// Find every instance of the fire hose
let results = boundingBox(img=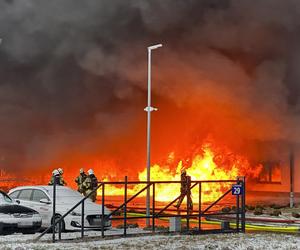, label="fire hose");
[127,212,300,233]
[202,220,300,233]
